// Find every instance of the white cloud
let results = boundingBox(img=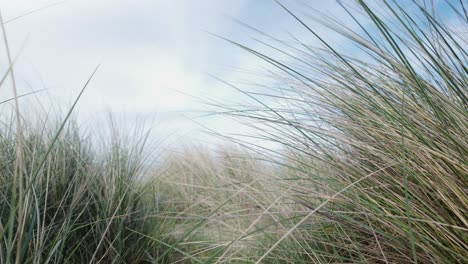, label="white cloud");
[127,55,202,111]
[0,0,346,148]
